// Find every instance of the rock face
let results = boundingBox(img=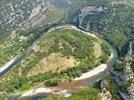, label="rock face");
[110,42,134,100]
[100,81,112,100]
[128,83,134,100]
[77,6,108,31]
[0,0,67,33]
[85,21,91,31]
[124,60,134,81]
[80,6,108,16]
[100,88,112,100]
[124,42,134,82]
